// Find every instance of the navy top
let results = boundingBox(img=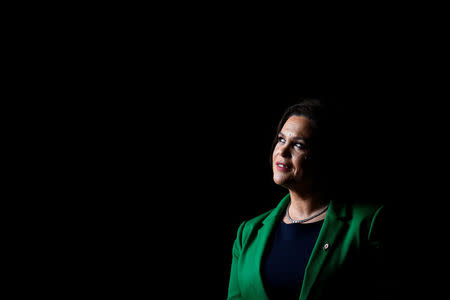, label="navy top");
[262,220,324,300]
